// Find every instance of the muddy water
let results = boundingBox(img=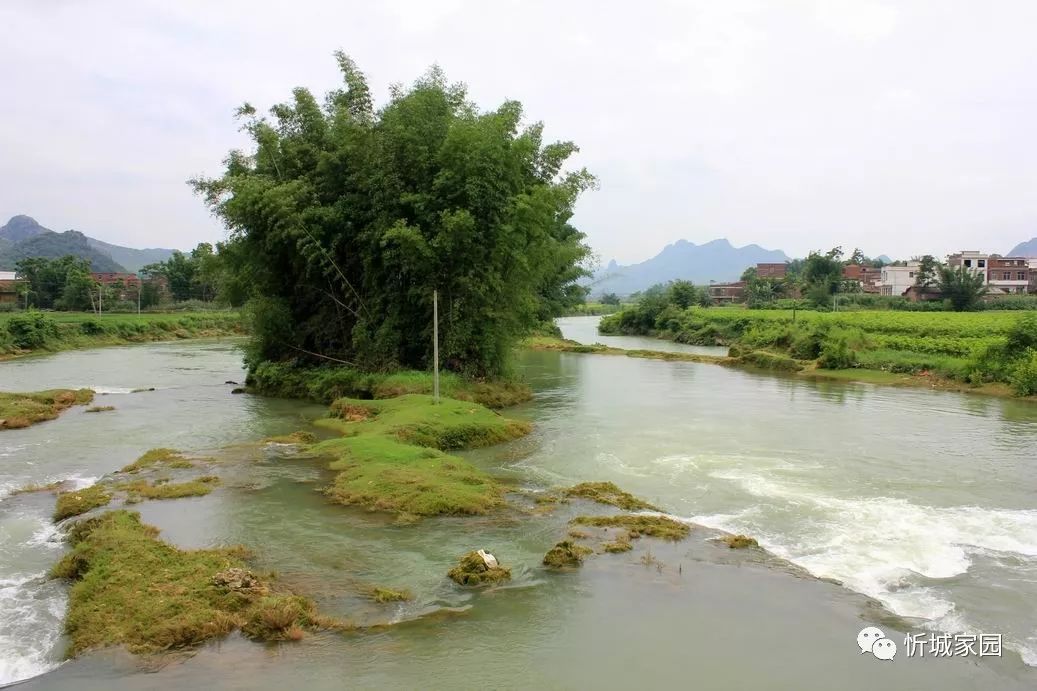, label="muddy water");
[2,330,1037,689]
